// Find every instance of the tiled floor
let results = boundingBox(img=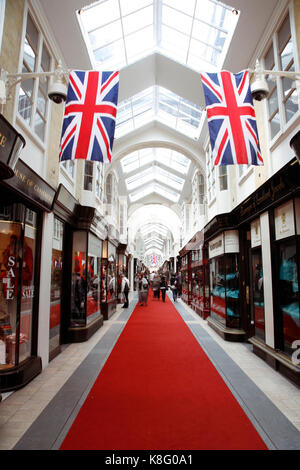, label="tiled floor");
[0,292,300,450]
